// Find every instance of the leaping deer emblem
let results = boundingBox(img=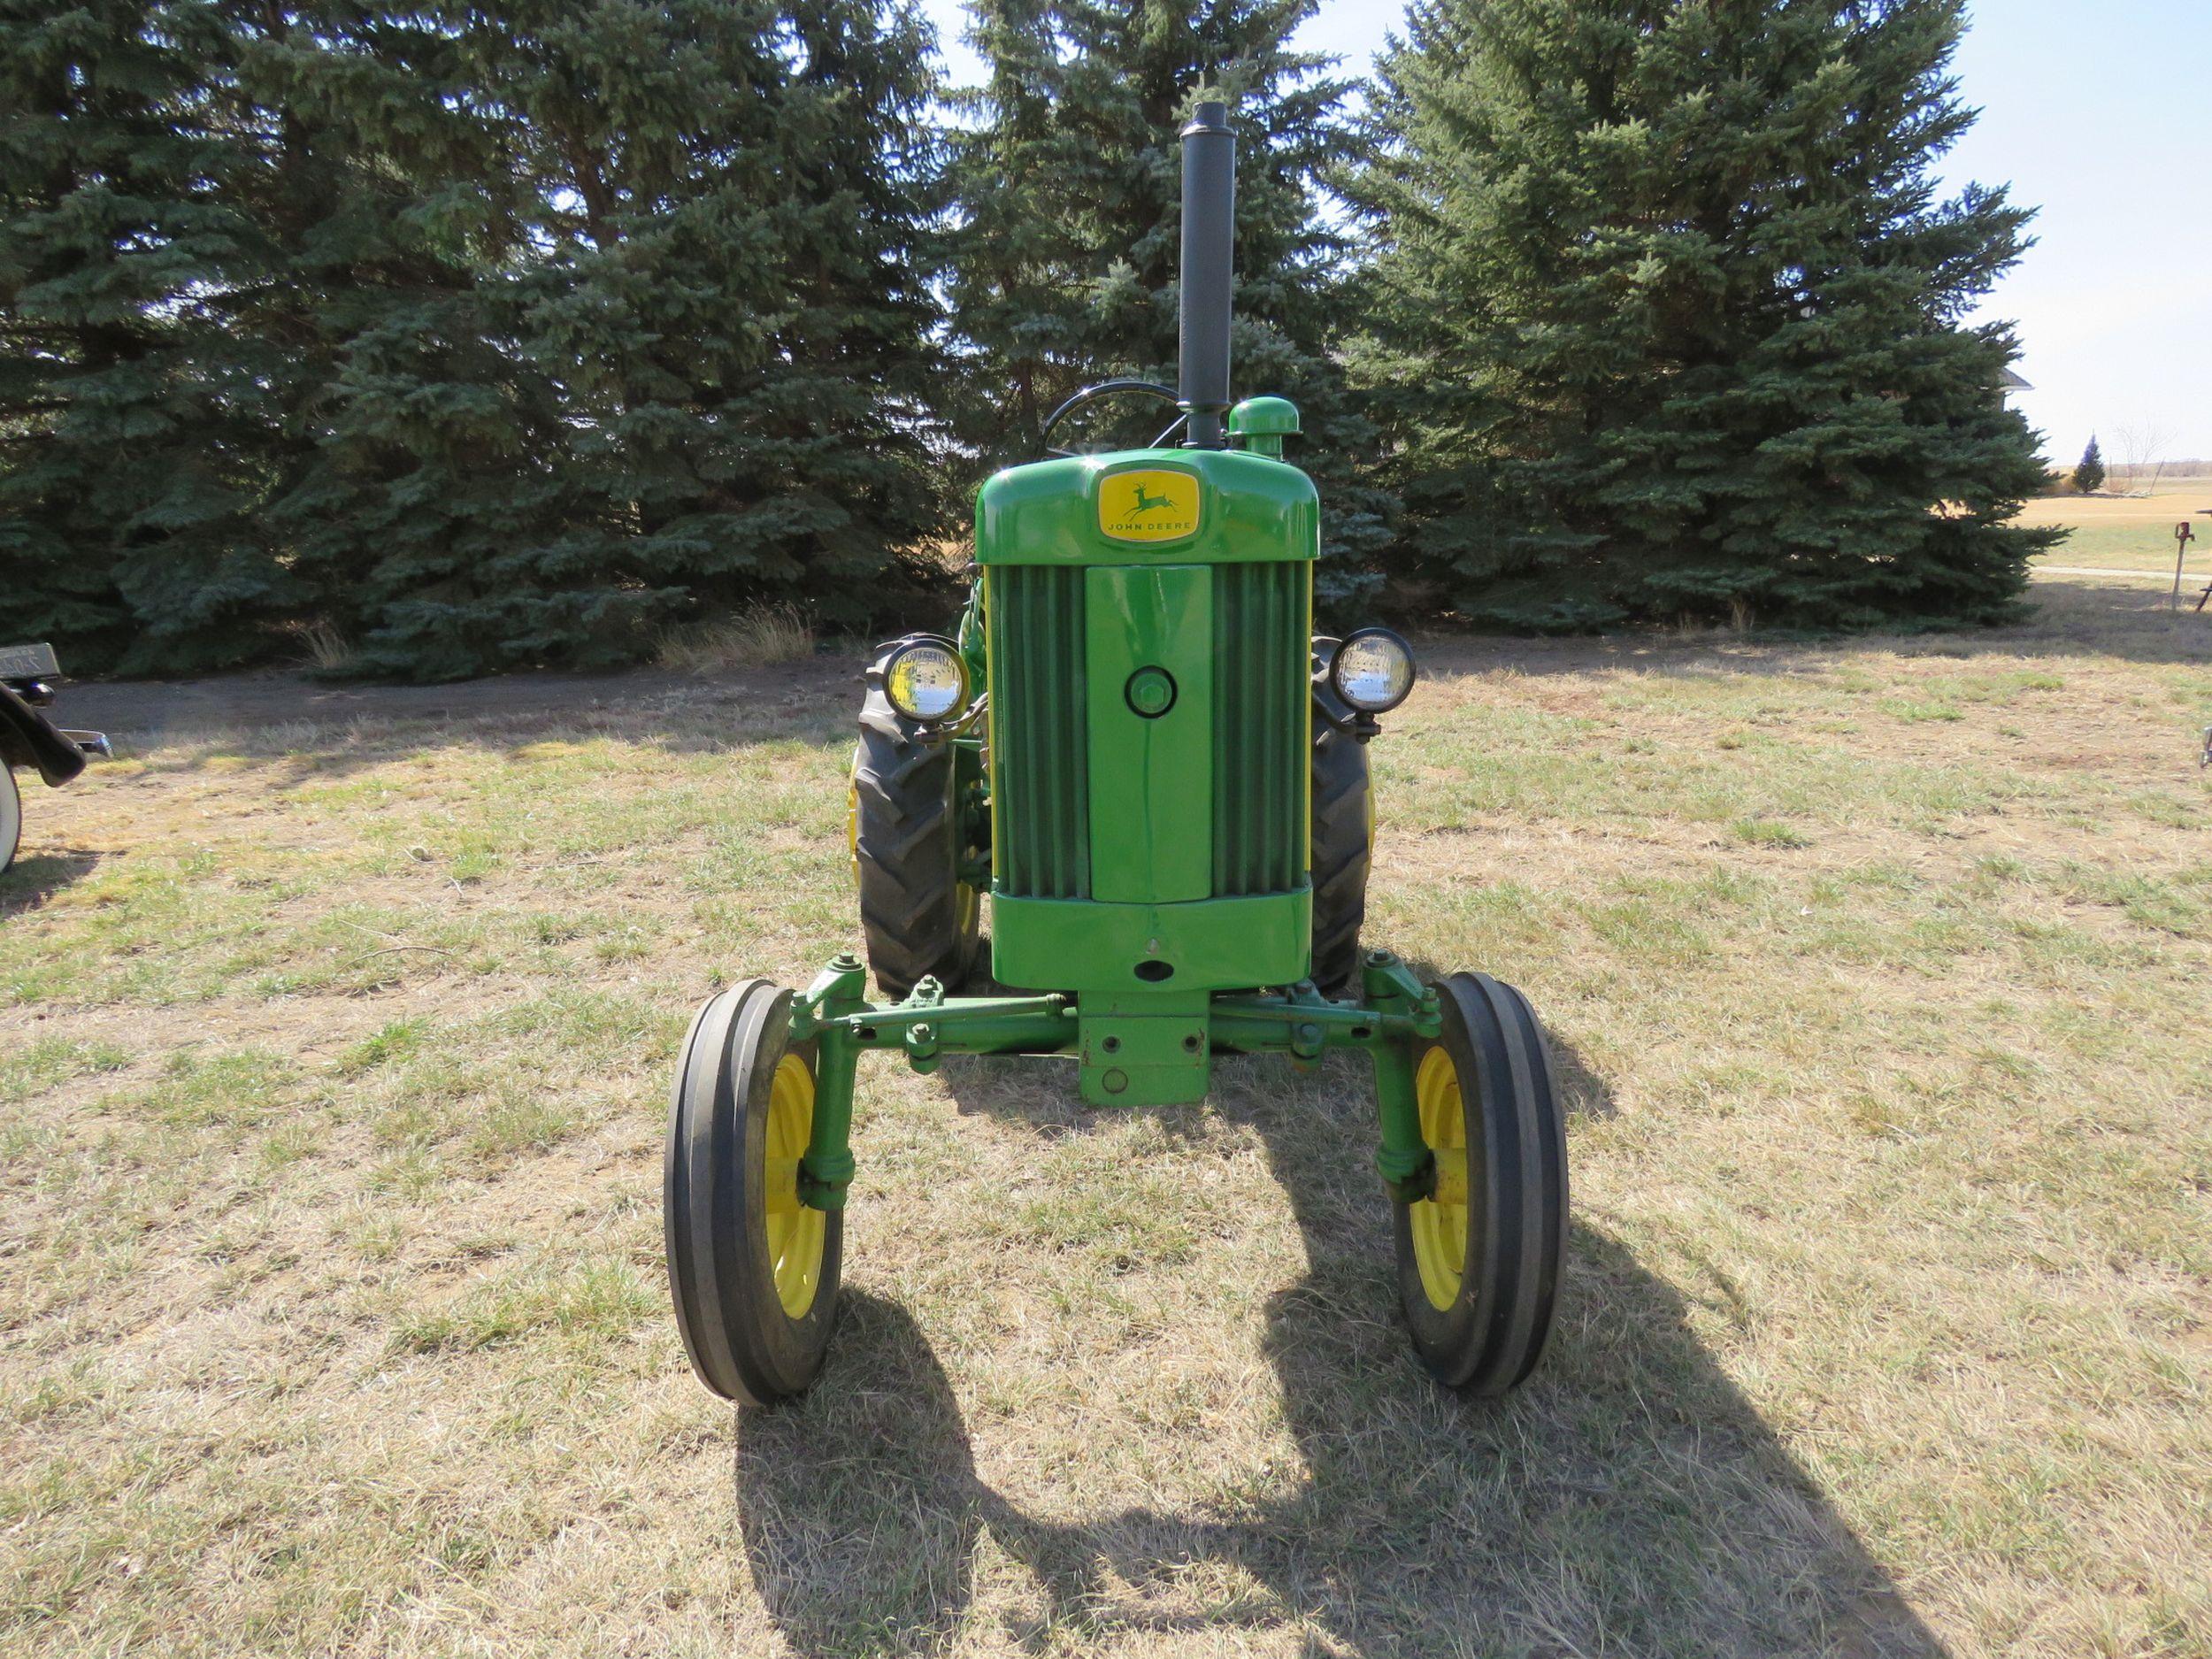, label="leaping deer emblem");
[1130,483,1172,515]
